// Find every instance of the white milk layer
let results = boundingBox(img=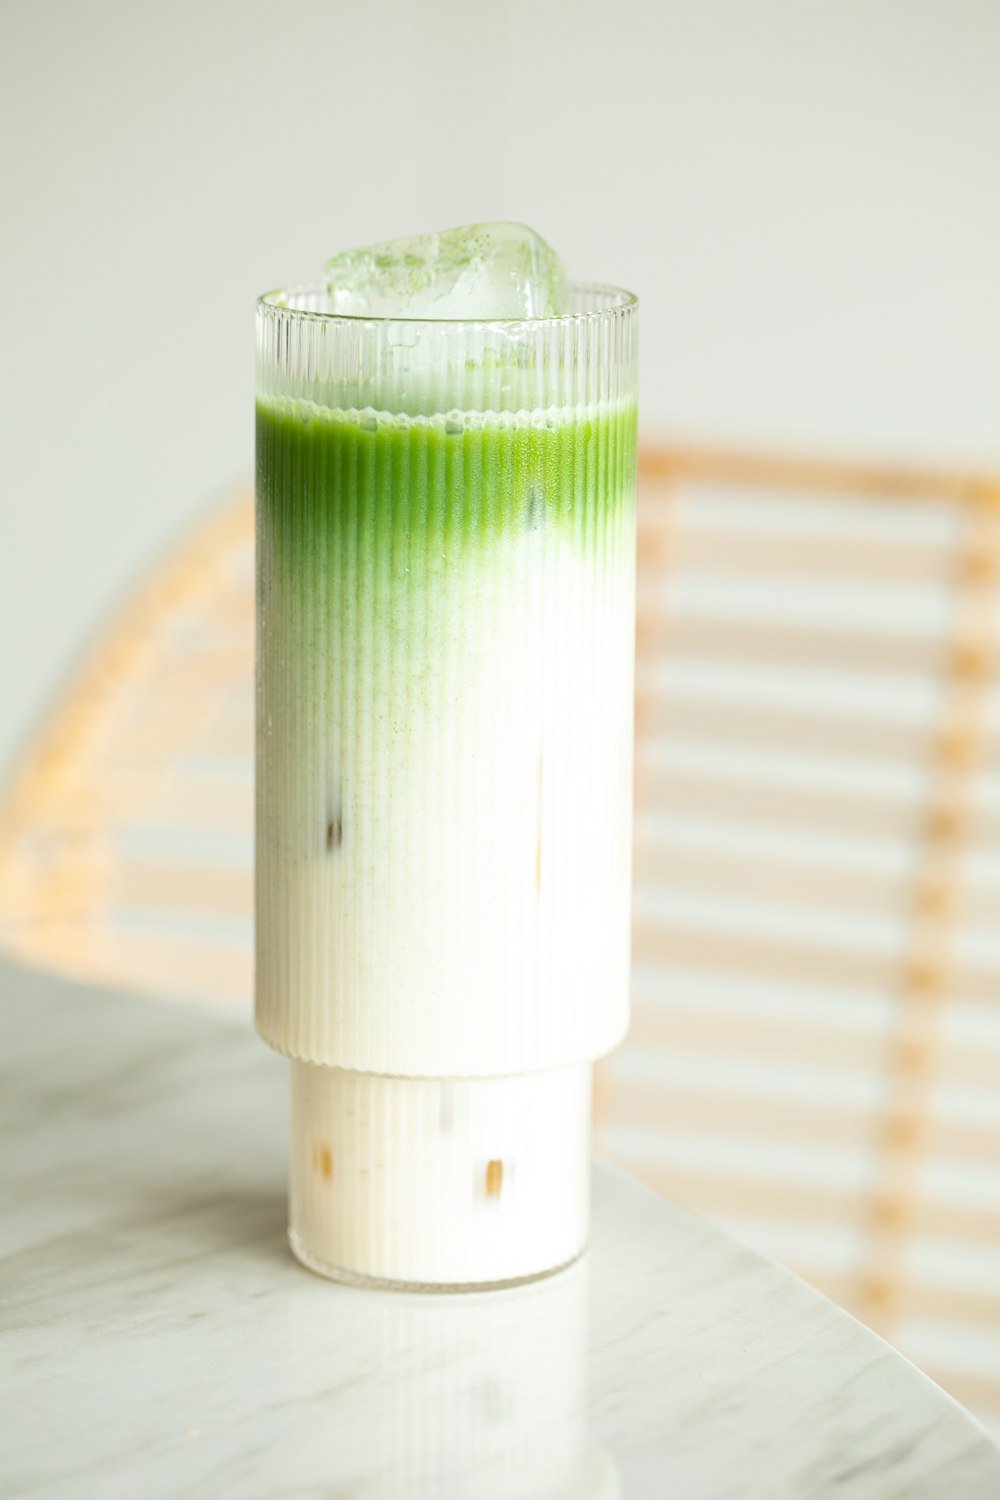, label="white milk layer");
[257,513,635,1079]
